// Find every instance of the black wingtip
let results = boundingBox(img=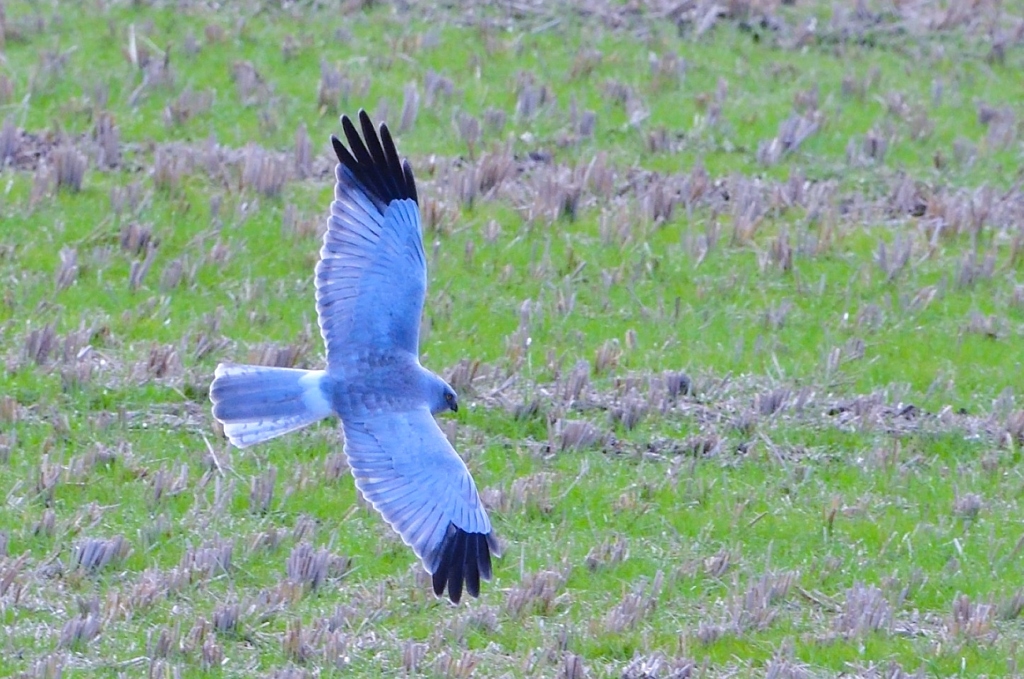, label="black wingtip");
[431,523,497,604]
[331,109,417,208]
